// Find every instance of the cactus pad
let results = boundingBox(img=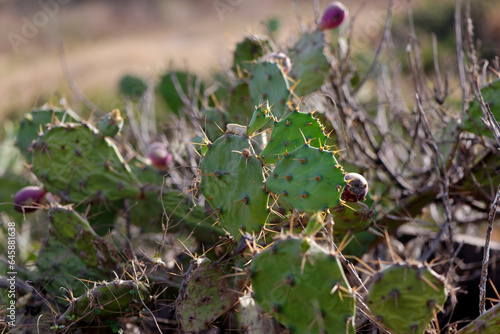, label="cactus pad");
[331,201,374,234]
[31,123,141,203]
[176,257,235,333]
[57,279,150,324]
[260,109,328,164]
[16,106,81,161]
[248,61,290,119]
[247,101,275,135]
[265,144,346,212]
[48,204,118,272]
[251,235,356,333]
[200,133,269,239]
[227,80,254,125]
[366,263,448,334]
[289,30,330,97]
[233,35,272,74]
[461,79,500,138]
